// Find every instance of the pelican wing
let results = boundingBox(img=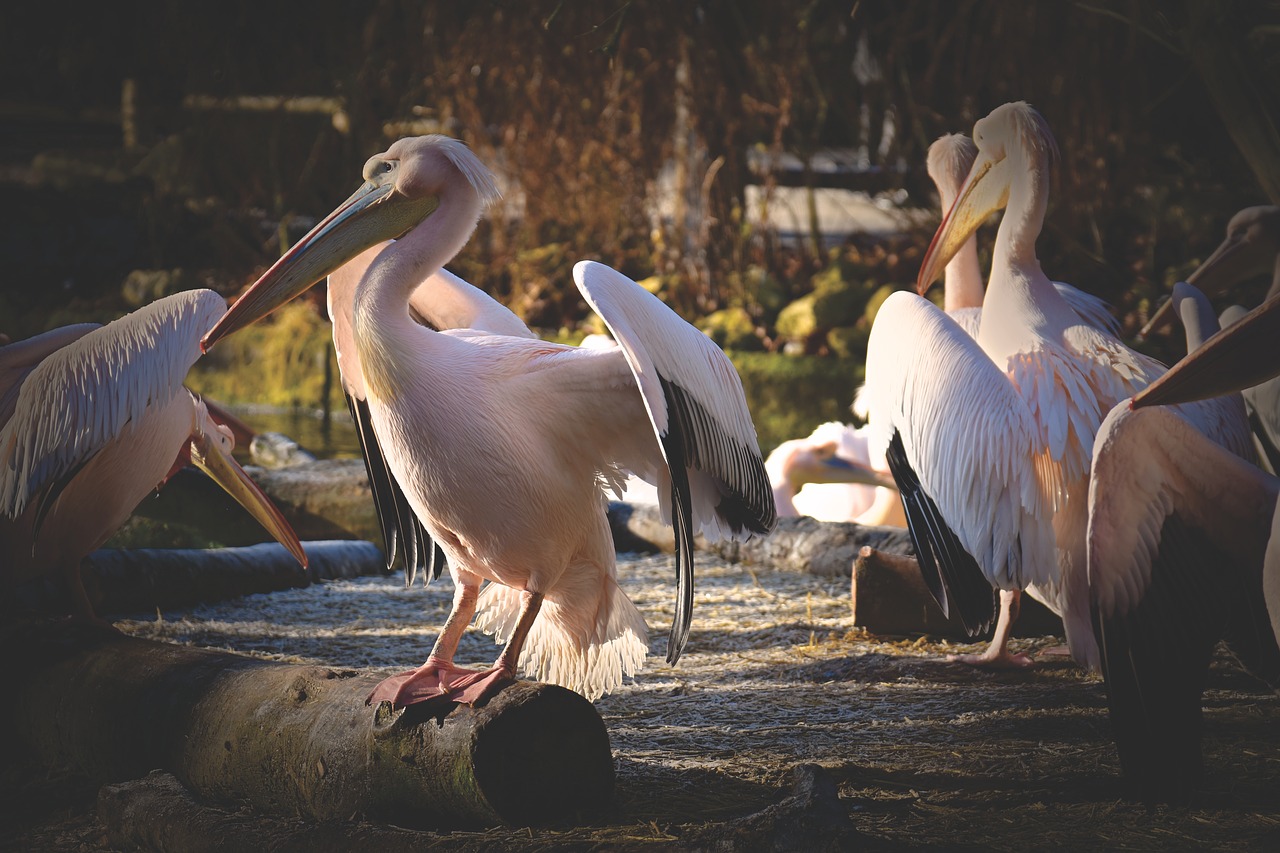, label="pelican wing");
[0,323,100,430]
[1054,281,1120,336]
[864,291,1056,635]
[409,268,535,340]
[1087,403,1279,800]
[574,260,775,664]
[0,290,225,517]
